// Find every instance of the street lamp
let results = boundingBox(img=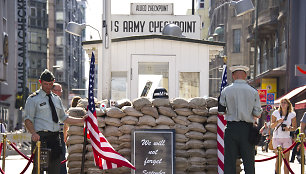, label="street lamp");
[65,0,111,101]
[65,22,102,40]
[208,0,254,37]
